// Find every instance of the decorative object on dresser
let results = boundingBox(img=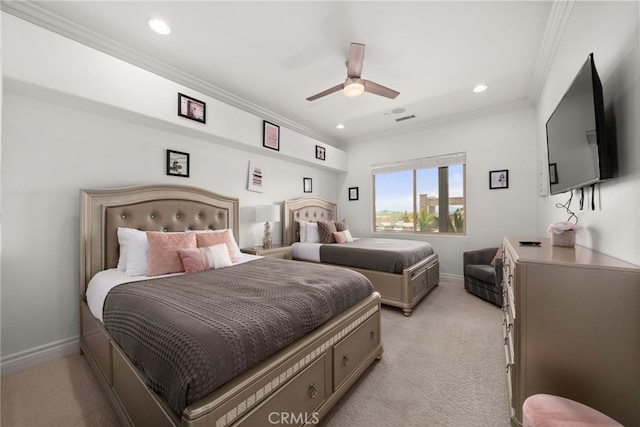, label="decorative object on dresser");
[255,204,281,249]
[462,246,504,307]
[240,244,292,260]
[501,236,640,427]
[166,149,190,178]
[177,93,206,123]
[547,221,582,247]
[262,120,280,151]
